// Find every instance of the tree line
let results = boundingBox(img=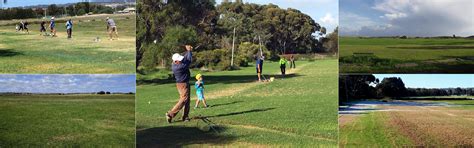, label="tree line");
[136,0,337,72]
[339,75,473,103]
[0,2,115,20]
